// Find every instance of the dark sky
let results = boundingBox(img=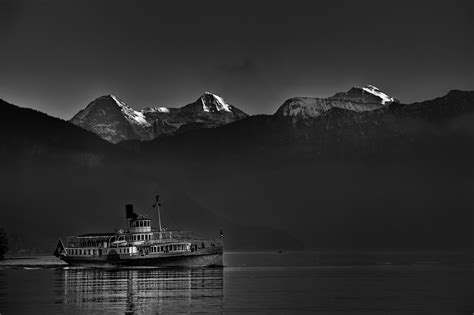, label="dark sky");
[0,0,473,119]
